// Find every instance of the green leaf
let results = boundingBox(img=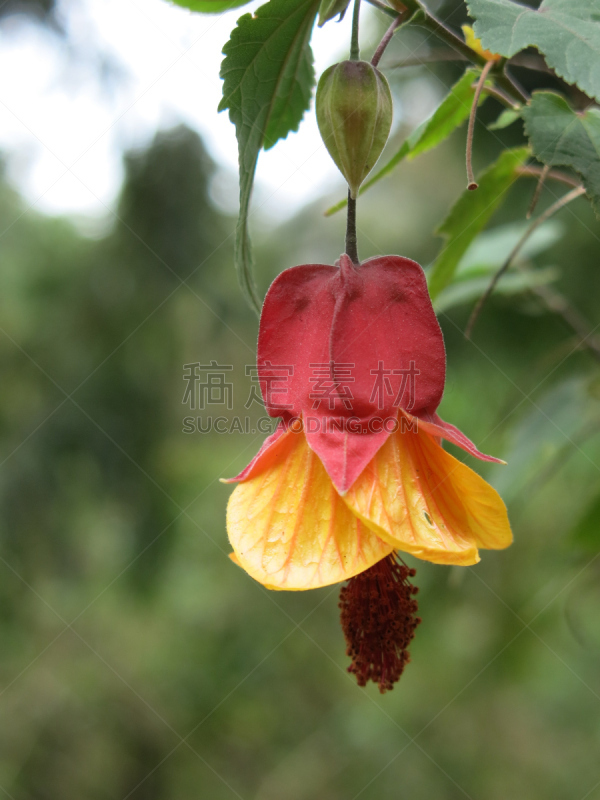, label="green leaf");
[317,0,351,26]
[491,376,600,503]
[433,267,558,314]
[325,68,482,216]
[466,0,600,103]
[428,146,530,299]
[219,0,319,312]
[457,220,564,277]
[169,0,252,12]
[522,91,599,215]
[571,492,600,551]
[488,108,520,131]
